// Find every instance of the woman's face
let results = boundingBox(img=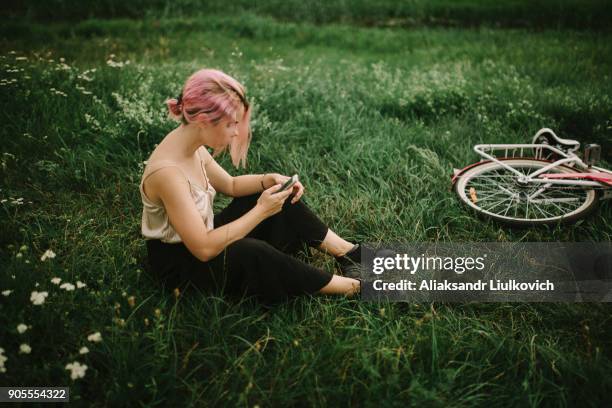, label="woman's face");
[216,106,244,148]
